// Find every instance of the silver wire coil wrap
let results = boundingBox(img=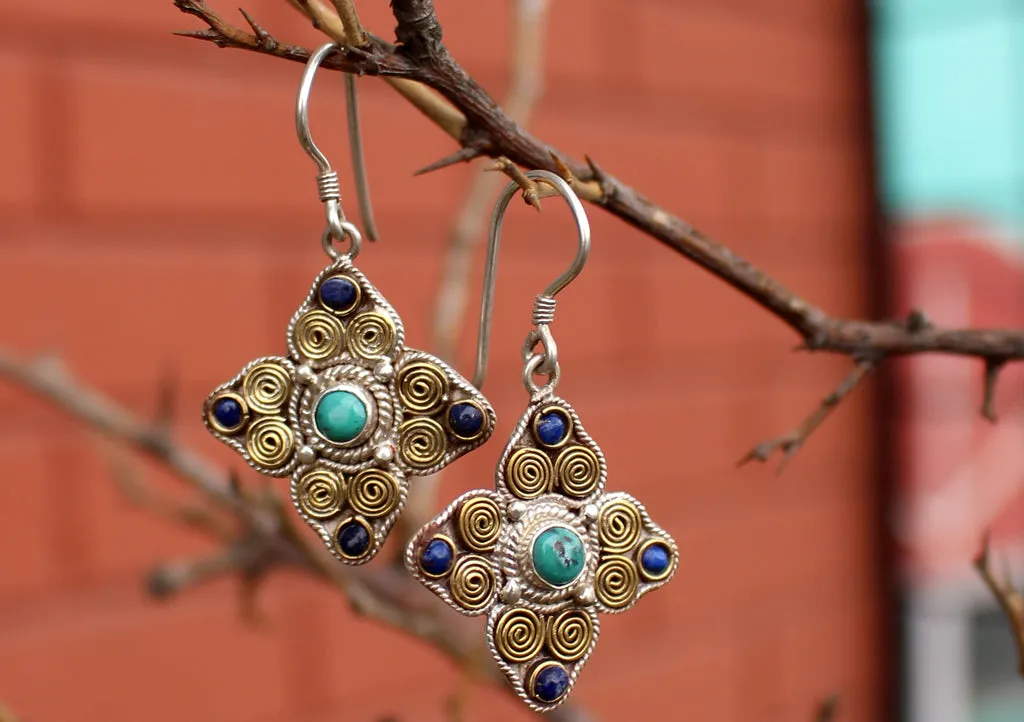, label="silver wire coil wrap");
[317,171,342,202]
[531,295,557,325]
